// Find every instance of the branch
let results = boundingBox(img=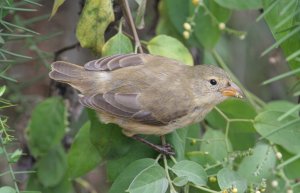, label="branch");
[121,0,143,53]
